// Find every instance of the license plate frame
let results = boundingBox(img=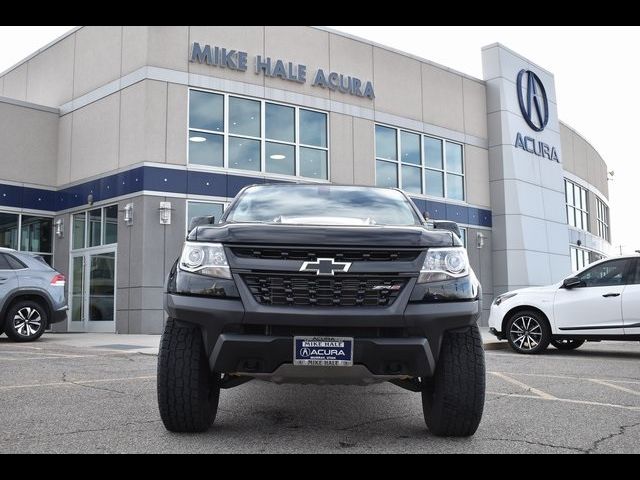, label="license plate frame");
[293,336,354,367]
